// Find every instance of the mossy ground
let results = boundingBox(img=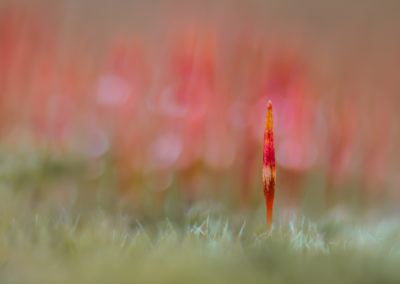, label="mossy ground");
[1,195,400,283]
[0,149,399,283]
